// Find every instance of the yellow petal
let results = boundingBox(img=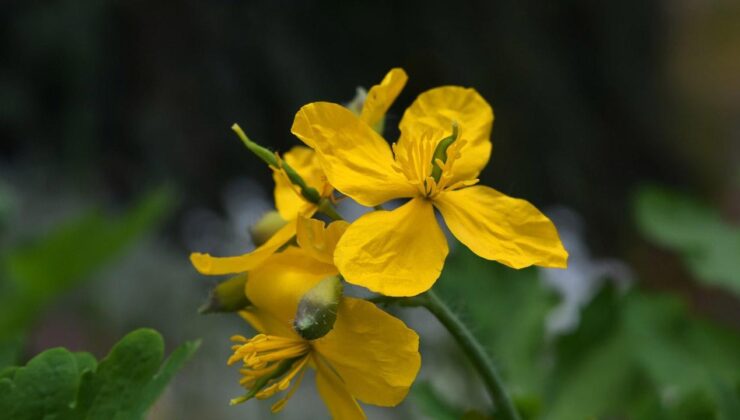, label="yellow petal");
[313,297,421,406]
[334,198,448,296]
[296,216,349,265]
[291,102,416,207]
[246,247,337,326]
[314,354,366,420]
[434,185,568,269]
[189,219,297,275]
[273,146,328,220]
[359,68,408,128]
[399,86,493,182]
